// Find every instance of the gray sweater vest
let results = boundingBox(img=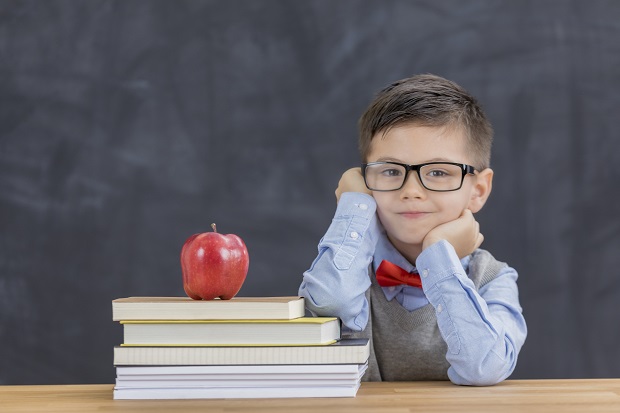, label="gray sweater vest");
[344,248,506,381]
